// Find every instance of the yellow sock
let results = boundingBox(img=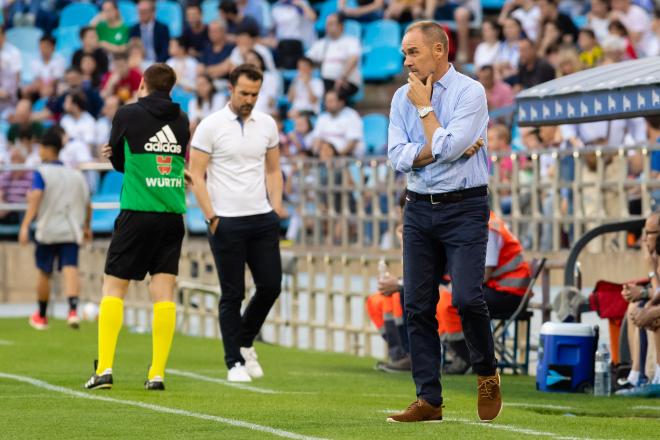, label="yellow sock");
[148,301,176,380]
[96,296,124,375]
